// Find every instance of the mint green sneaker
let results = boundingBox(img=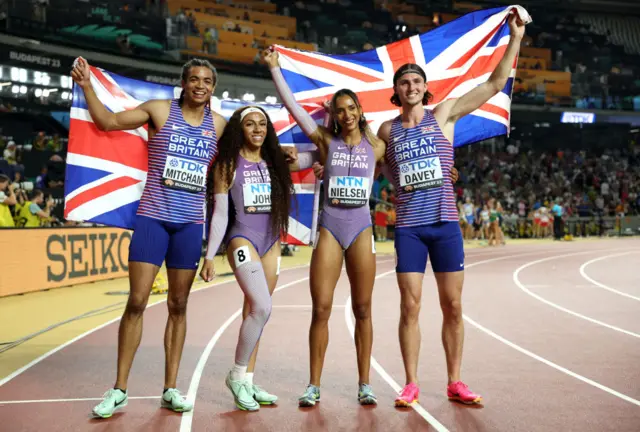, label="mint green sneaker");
[226,373,259,411]
[161,388,193,412]
[358,383,378,405]
[298,384,320,407]
[92,388,128,418]
[251,384,278,405]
